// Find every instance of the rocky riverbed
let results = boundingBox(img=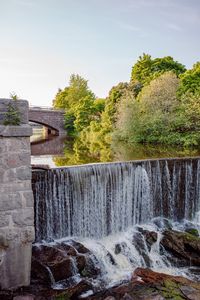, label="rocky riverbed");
[1,224,200,300]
